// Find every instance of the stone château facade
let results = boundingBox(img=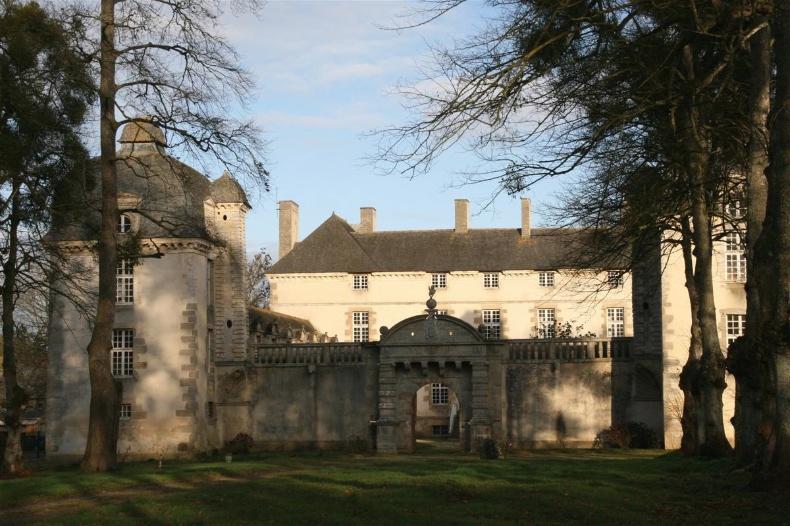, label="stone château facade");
[45,121,746,458]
